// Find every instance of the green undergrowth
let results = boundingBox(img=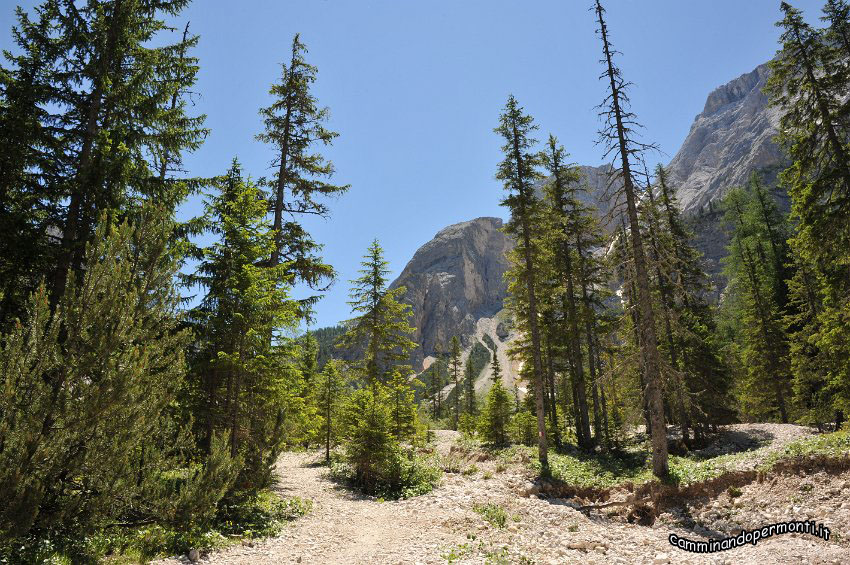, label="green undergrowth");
[520,430,850,490]
[329,450,442,500]
[1,492,312,564]
[759,429,850,470]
